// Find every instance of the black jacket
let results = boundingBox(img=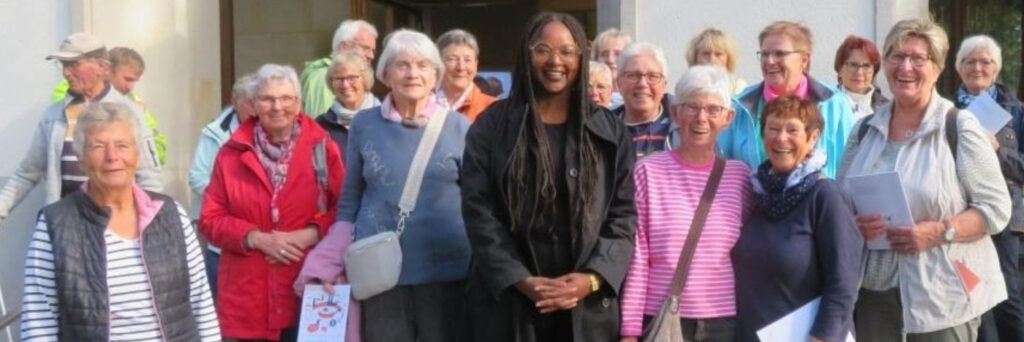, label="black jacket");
[314,108,350,155]
[461,99,637,342]
[954,83,1024,231]
[43,190,199,341]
